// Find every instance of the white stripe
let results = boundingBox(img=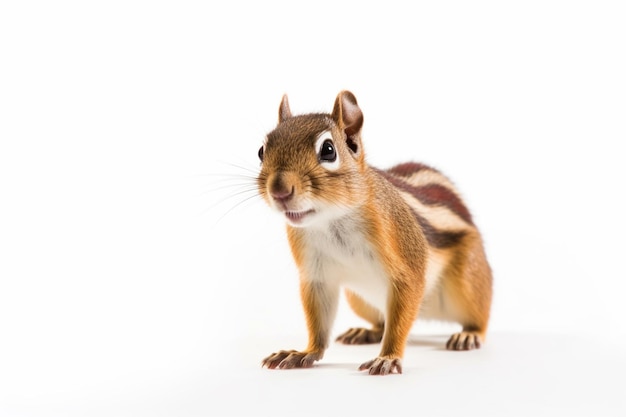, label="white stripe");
[398,191,472,231]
